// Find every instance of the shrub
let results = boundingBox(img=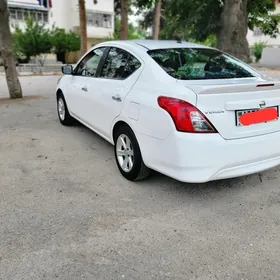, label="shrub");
[13,17,52,66]
[253,41,267,63]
